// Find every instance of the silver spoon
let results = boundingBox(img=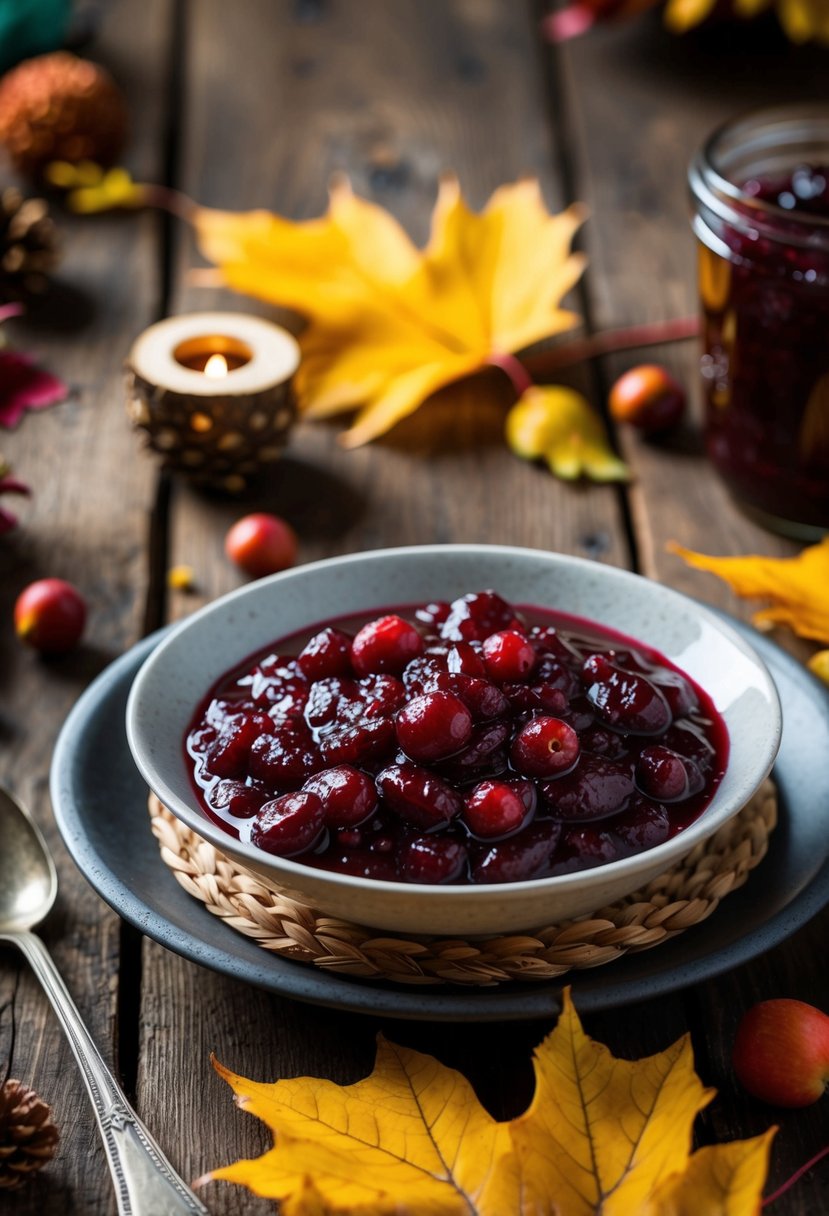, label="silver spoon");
[0,785,208,1214]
